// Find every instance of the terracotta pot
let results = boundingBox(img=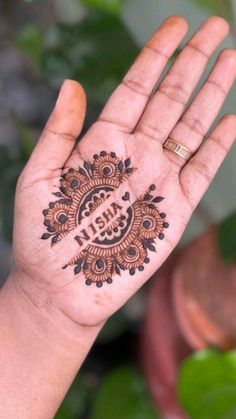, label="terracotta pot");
[141,255,192,419]
[173,226,236,350]
[141,226,236,418]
